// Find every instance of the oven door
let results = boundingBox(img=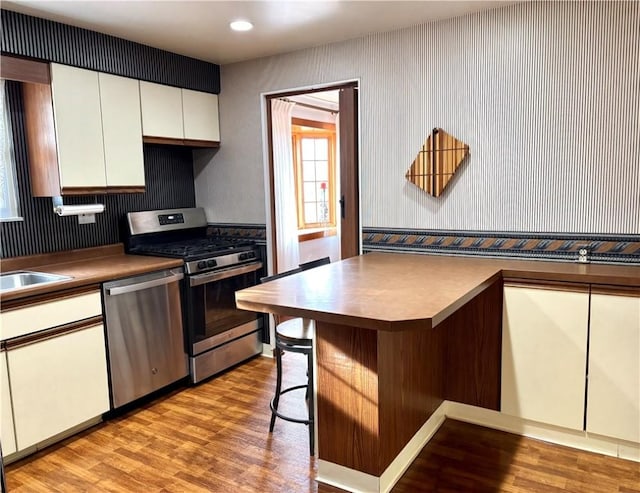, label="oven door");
[185,261,263,356]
